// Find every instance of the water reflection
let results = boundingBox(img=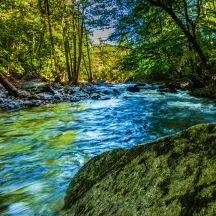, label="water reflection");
[0,85,216,215]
